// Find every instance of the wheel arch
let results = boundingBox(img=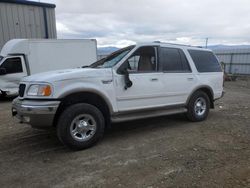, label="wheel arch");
[186,85,214,108]
[54,90,113,128]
